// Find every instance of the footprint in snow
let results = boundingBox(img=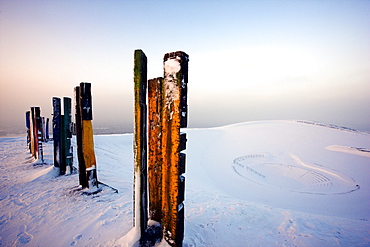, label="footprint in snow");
[70,234,83,246]
[13,225,33,246]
